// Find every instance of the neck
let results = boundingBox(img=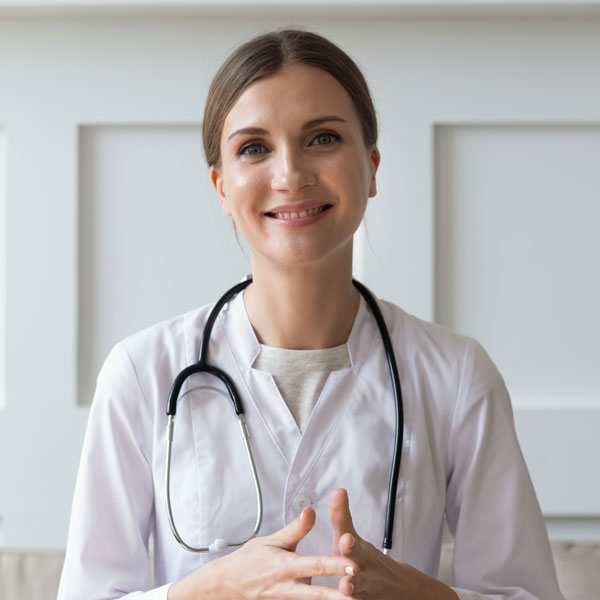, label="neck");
[243,259,360,350]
